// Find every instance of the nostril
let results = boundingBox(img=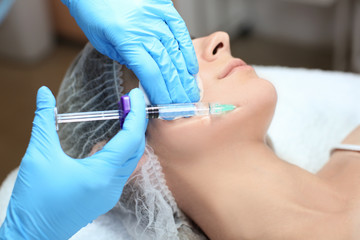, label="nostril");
[212,42,224,55]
